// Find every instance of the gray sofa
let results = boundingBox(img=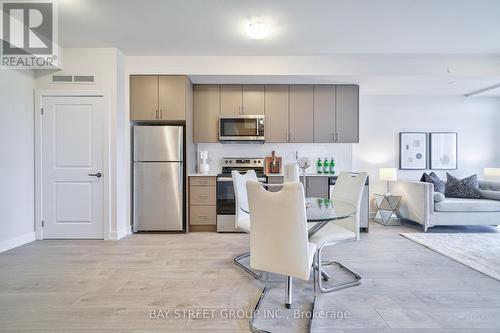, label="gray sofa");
[391,180,500,232]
